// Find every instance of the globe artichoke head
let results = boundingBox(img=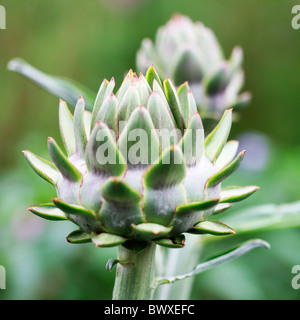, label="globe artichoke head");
[24,66,258,249]
[137,15,251,119]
